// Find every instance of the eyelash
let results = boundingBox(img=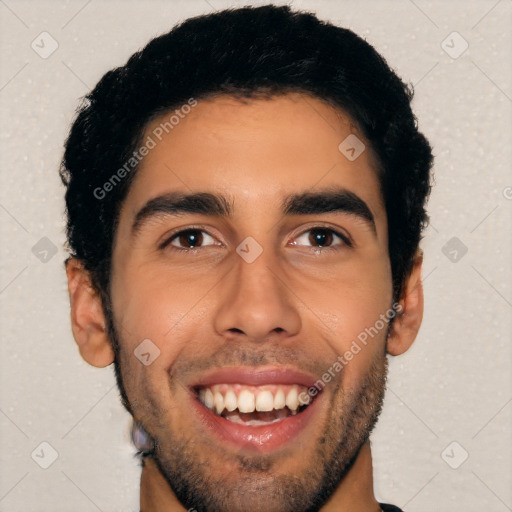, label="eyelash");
[159,225,353,252]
